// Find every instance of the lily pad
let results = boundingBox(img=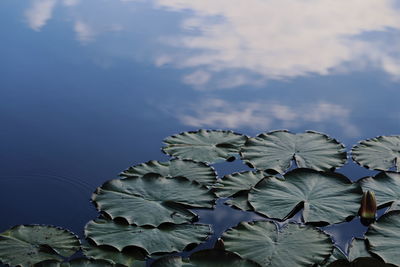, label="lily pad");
[120,159,217,186]
[92,174,215,226]
[0,225,80,267]
[240,130,346,173]
[162,130,247,164]
[214,171,267,211]
[151,249,259,267]
[34,259,119,267]
[327,257,393,267]
[365,211,400,265]
[352,135,400,171]
[248,169,363,224]
[85,219,211,254]
[82,243,146,266]
[358,172,400,212]
[222,221,333,267]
